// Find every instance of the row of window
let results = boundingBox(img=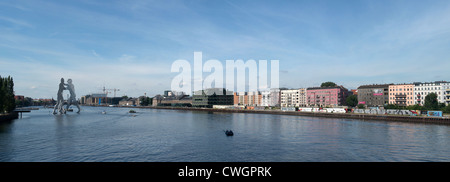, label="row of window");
[389,88,413,91]
[389,101,414,104]
[307,98,337,101]
[415,87,441,91]
[415,96,442,100]
[390,97,413,100]
[308,90,340,94]
[415,92,442,95]
[281,97,306,100]
[281,101,307,104]
[389,92,413,95]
